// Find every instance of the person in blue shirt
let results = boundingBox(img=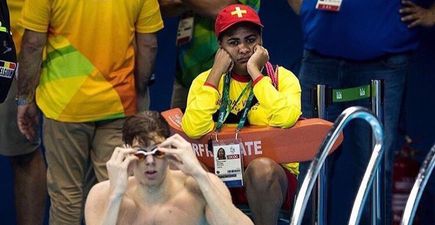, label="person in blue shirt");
[286,0,434,224]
